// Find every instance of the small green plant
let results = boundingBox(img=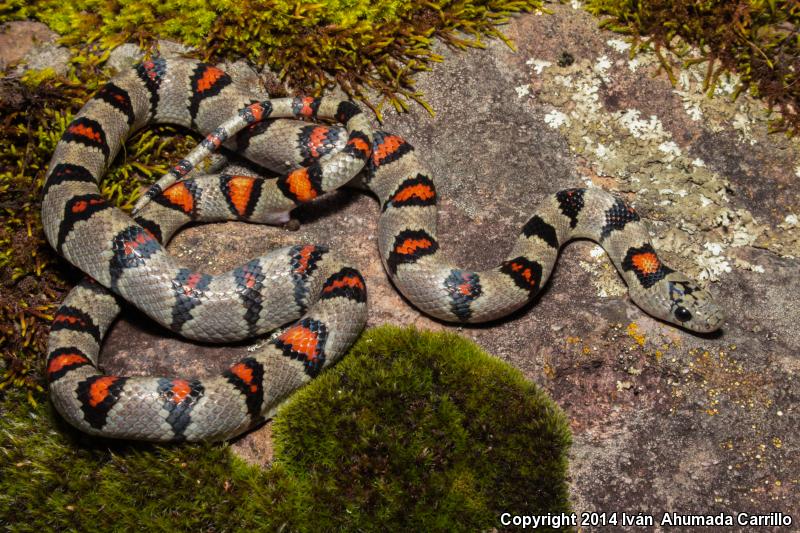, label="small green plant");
[0,326,571,531]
